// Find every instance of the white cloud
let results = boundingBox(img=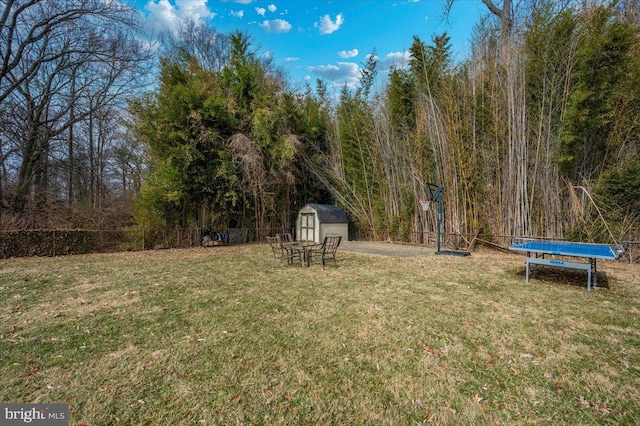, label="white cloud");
[284,57,300,62]
[255,7,266,16]
[222,0,253,4]
[231,10,245,18]
[378,51,411,71]
[316,13,344,35]
[360,51,410,72]
[144,0,179,34]
[268,4,277,13]
[309,62,361,88]
[176,0,212,21]
[338,49,358,59]
[259,19,292,33]
[144,0,214,36]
